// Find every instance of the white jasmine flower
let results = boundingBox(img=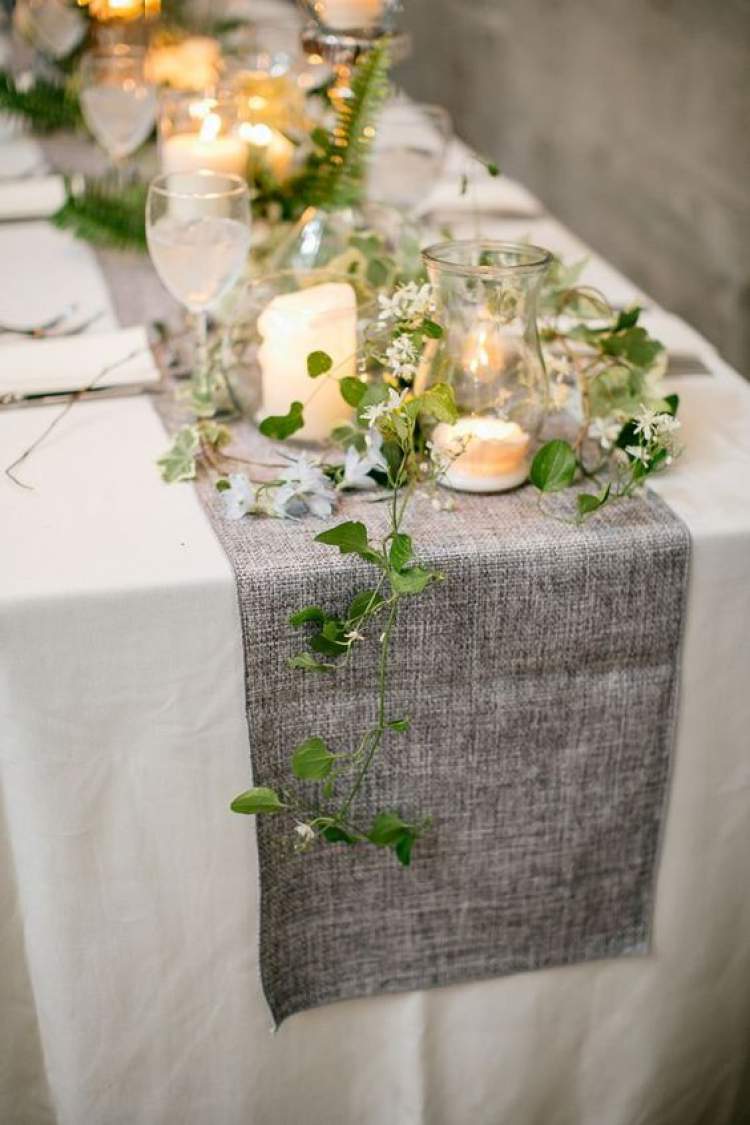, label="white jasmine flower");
[362,387,408,427]
[221,473,256,520]
[340,429,388,491]
[295,823,315,845]
[384,334,419,382]
[589,415,623,450]
[633,404,661,443]
[271,453,337,519]
[345,628,365,643]
[377,282,434,326]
